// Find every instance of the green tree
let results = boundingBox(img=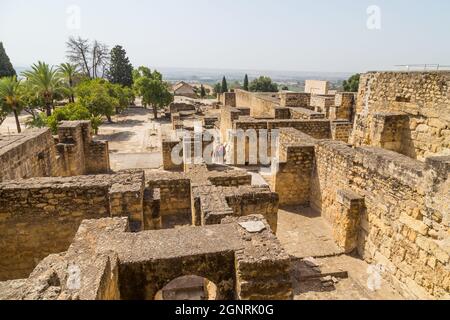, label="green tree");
[0,76,23,133]
[221,76,228,93]
[213,83,222,96]
[22,62,65,116]
[243,74,249,91]
[108,45,133,87]
[200,84,206,98]
[133,68,173,119]
[0,42,16,78]
[249,76,278,92]
[343,74,360,92]
[43,103,102,134]
[58,63,79,103]
[76,79,118,123]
